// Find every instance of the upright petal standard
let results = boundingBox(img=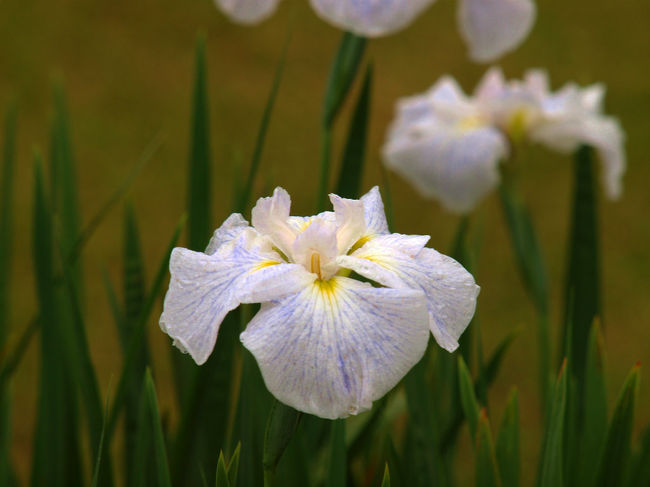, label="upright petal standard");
[160,187,480,418]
